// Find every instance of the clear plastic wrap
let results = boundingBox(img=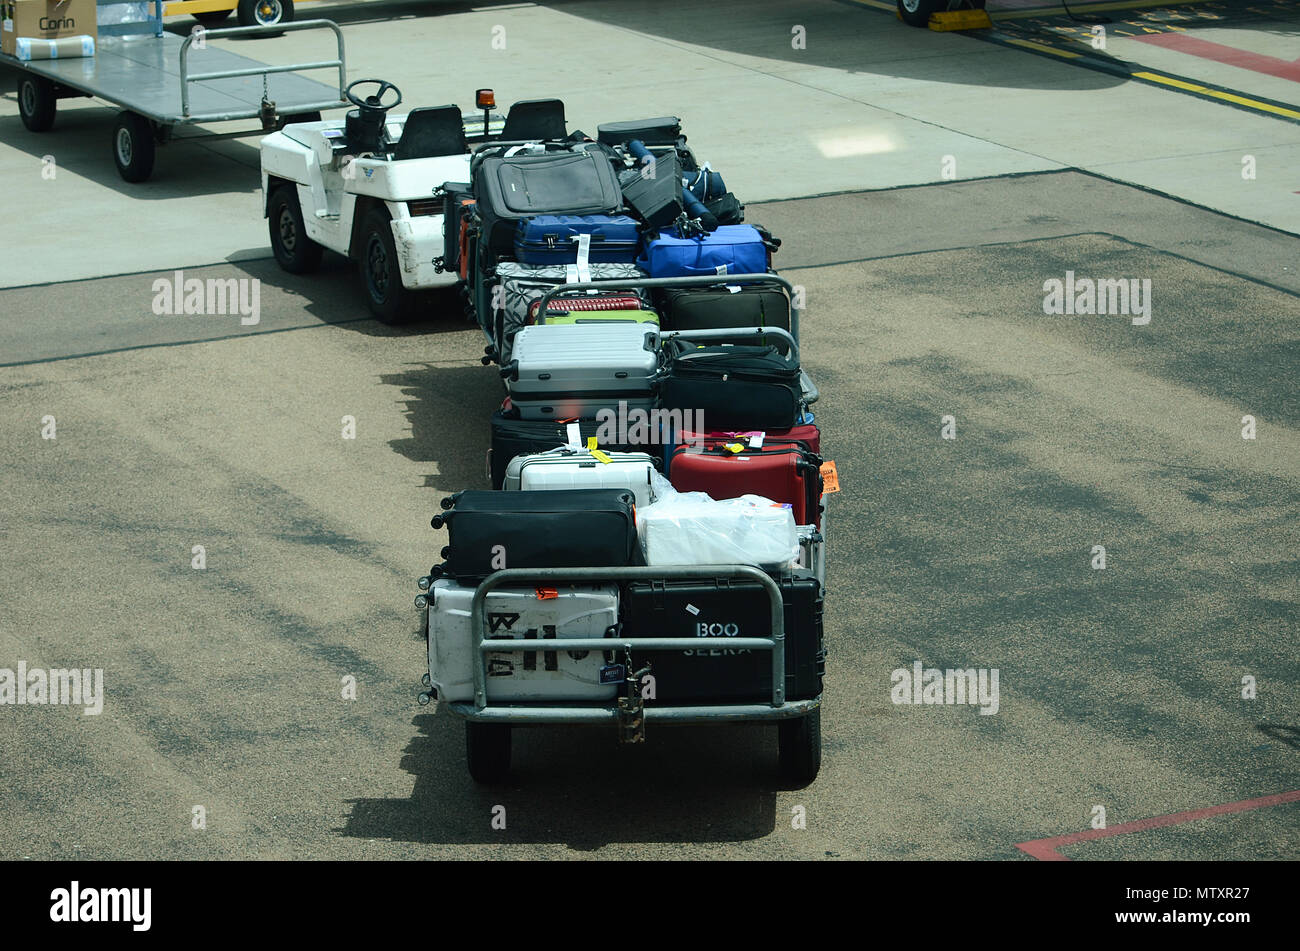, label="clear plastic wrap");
[638,475,799,569]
